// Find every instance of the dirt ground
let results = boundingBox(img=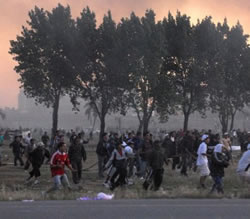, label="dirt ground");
[1,140,250,201]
